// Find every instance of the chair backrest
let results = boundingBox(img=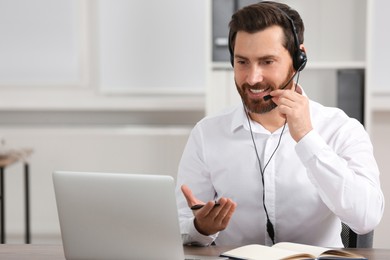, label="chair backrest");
[341,223,374,248]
